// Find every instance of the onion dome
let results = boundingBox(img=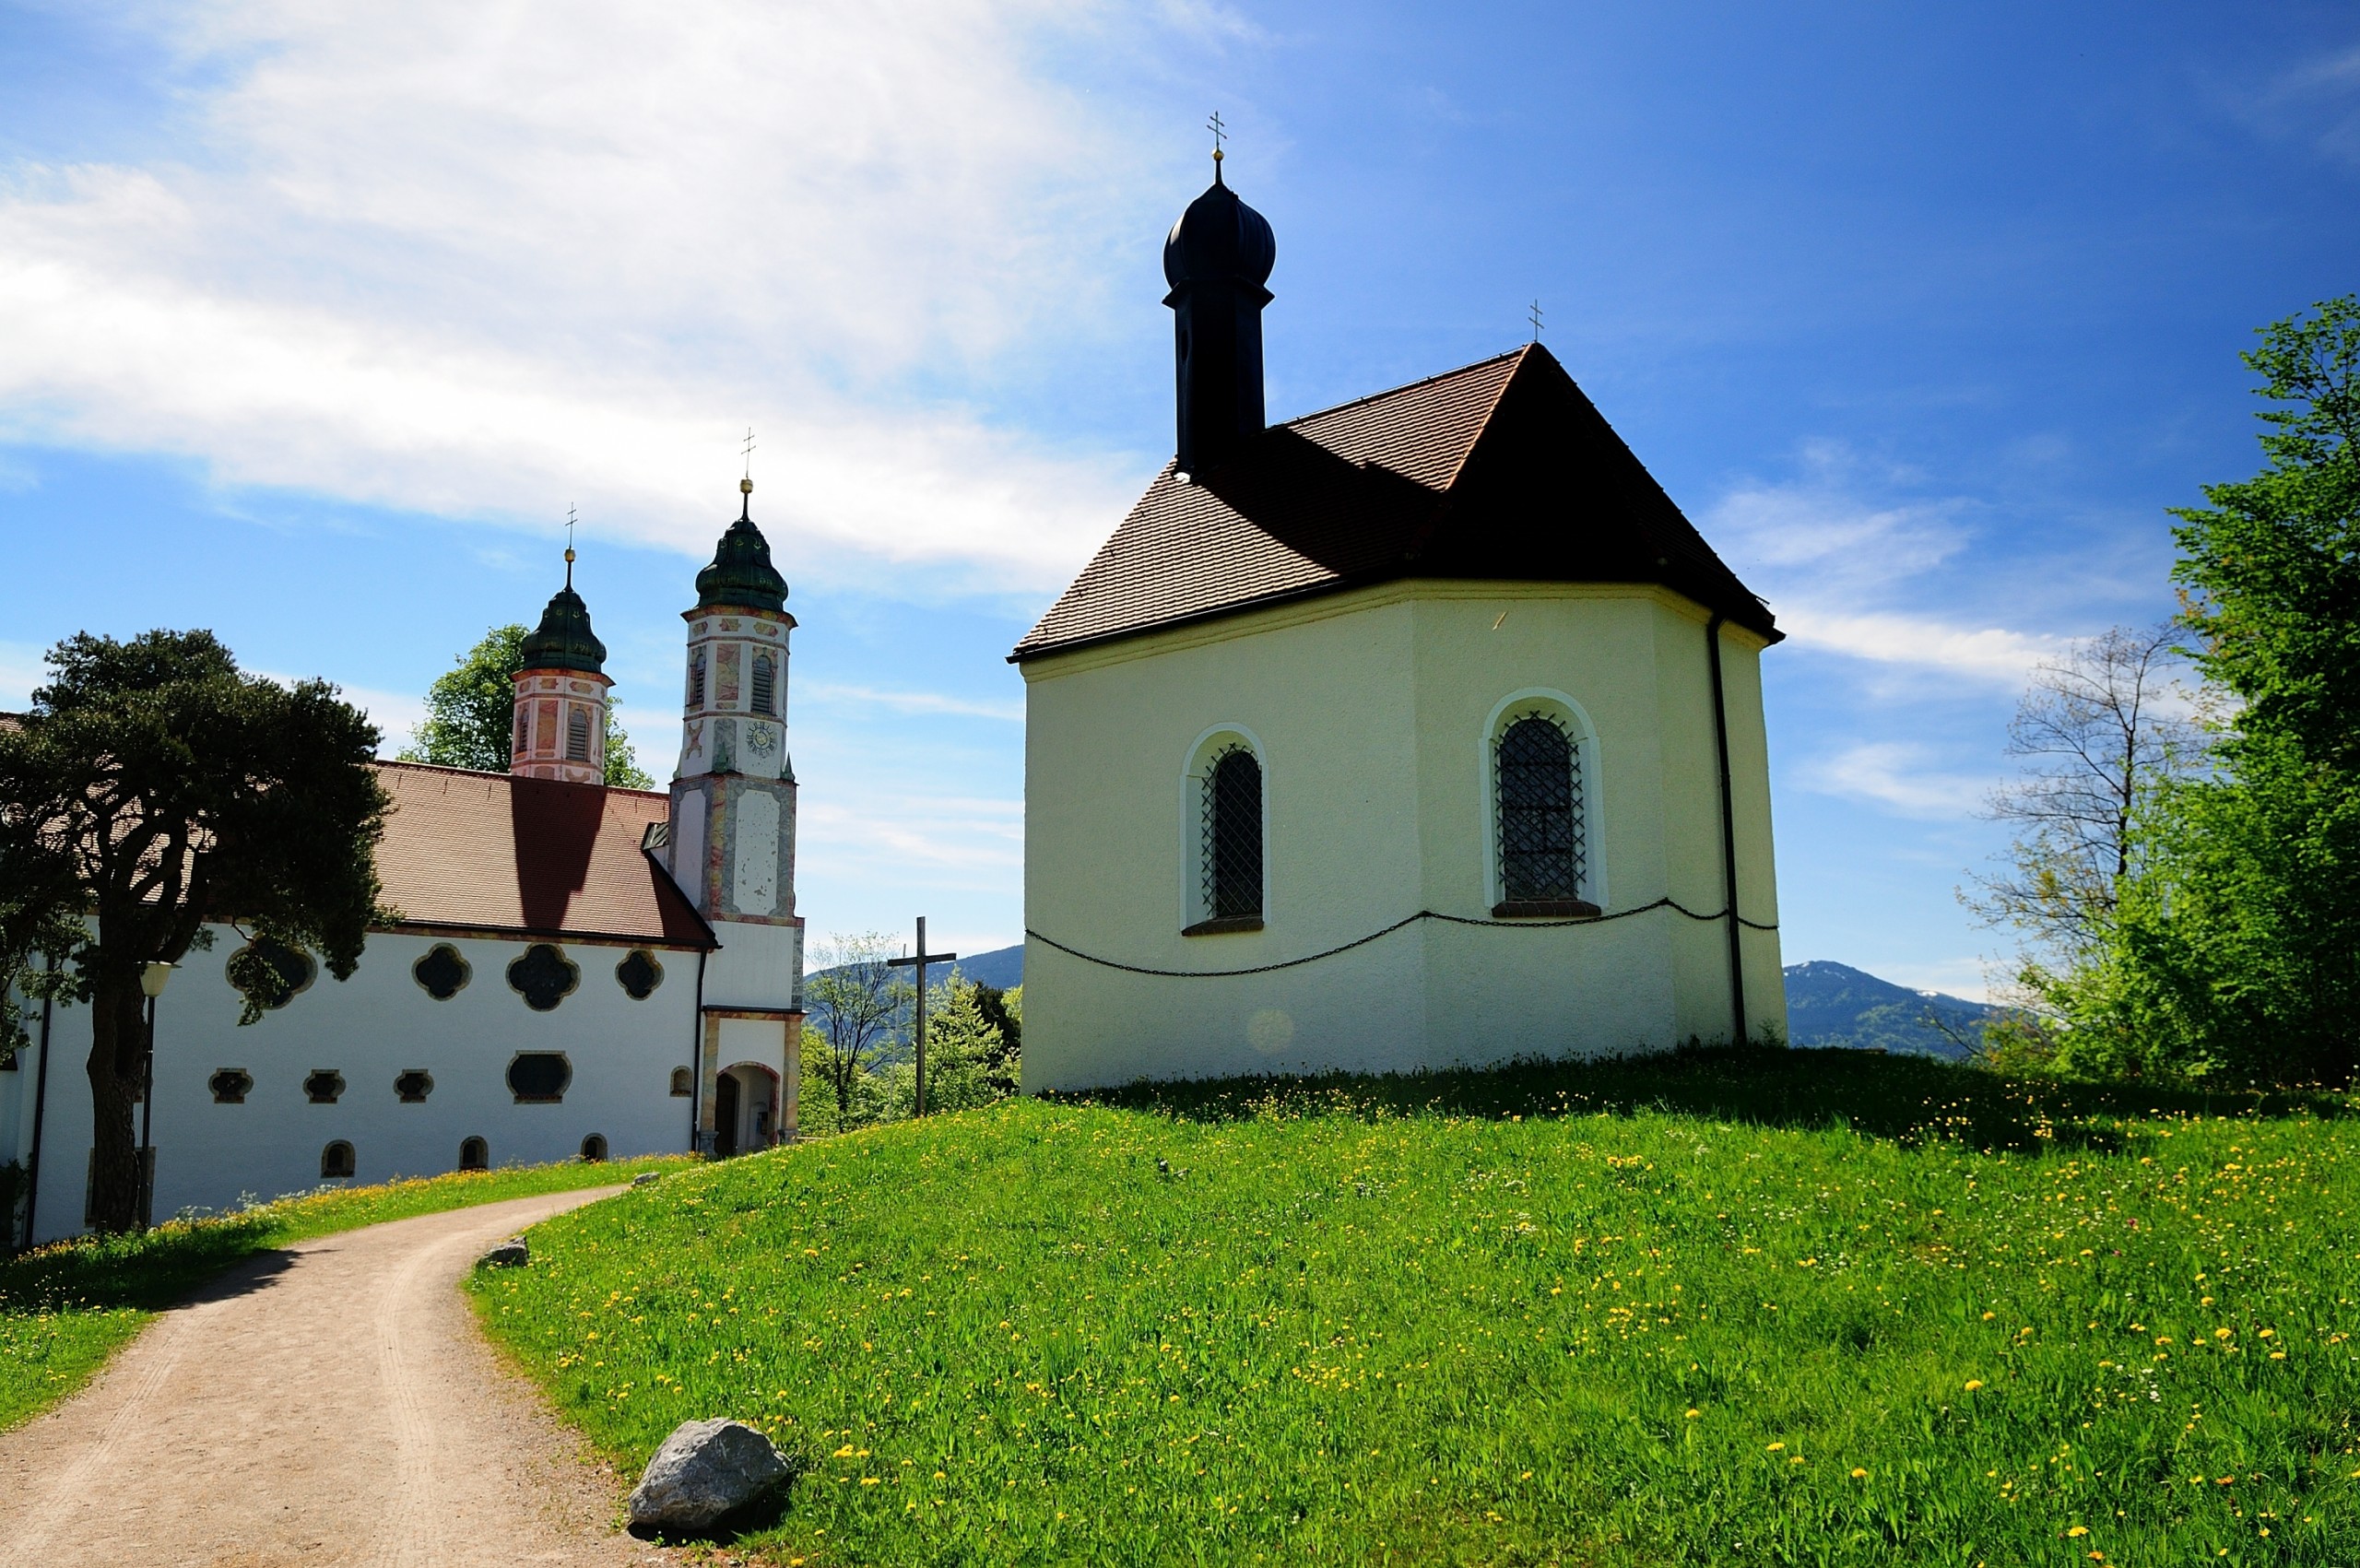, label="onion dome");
[694,479,790,612]
[1162,162,1275,290]
[518,577,608,674]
